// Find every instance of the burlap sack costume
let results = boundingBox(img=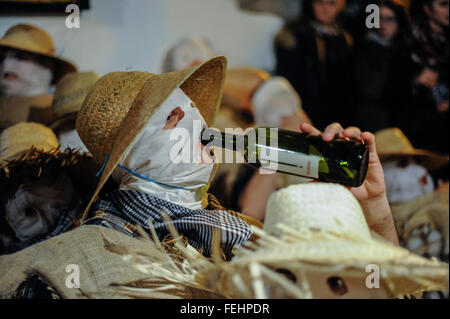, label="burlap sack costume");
[0,225,225,299]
